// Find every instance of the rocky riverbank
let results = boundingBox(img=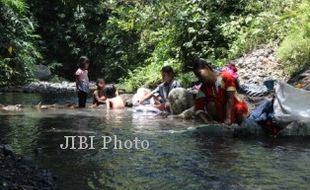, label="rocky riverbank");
[0,145,56,190]
[0,81,97,94]
[231,44,289,85]
[1,44,309,94]
[0,44,308,101]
